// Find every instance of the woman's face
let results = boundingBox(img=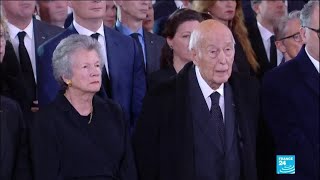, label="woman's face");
[0,25,6,63]
[208,0,237,24]
[167,20,200,63]
[67,49,102,94]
